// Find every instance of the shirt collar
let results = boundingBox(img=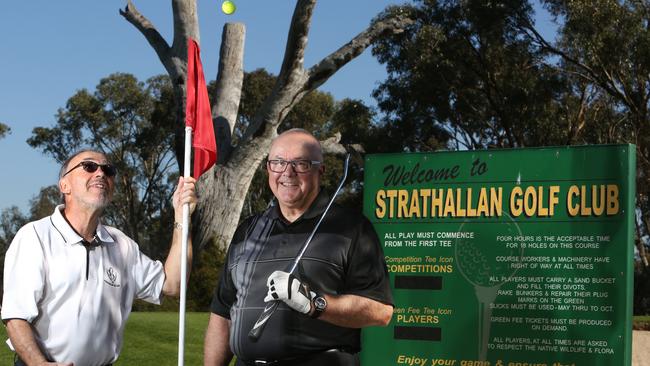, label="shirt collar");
[267,189,328,223]
[51,205,115,245]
